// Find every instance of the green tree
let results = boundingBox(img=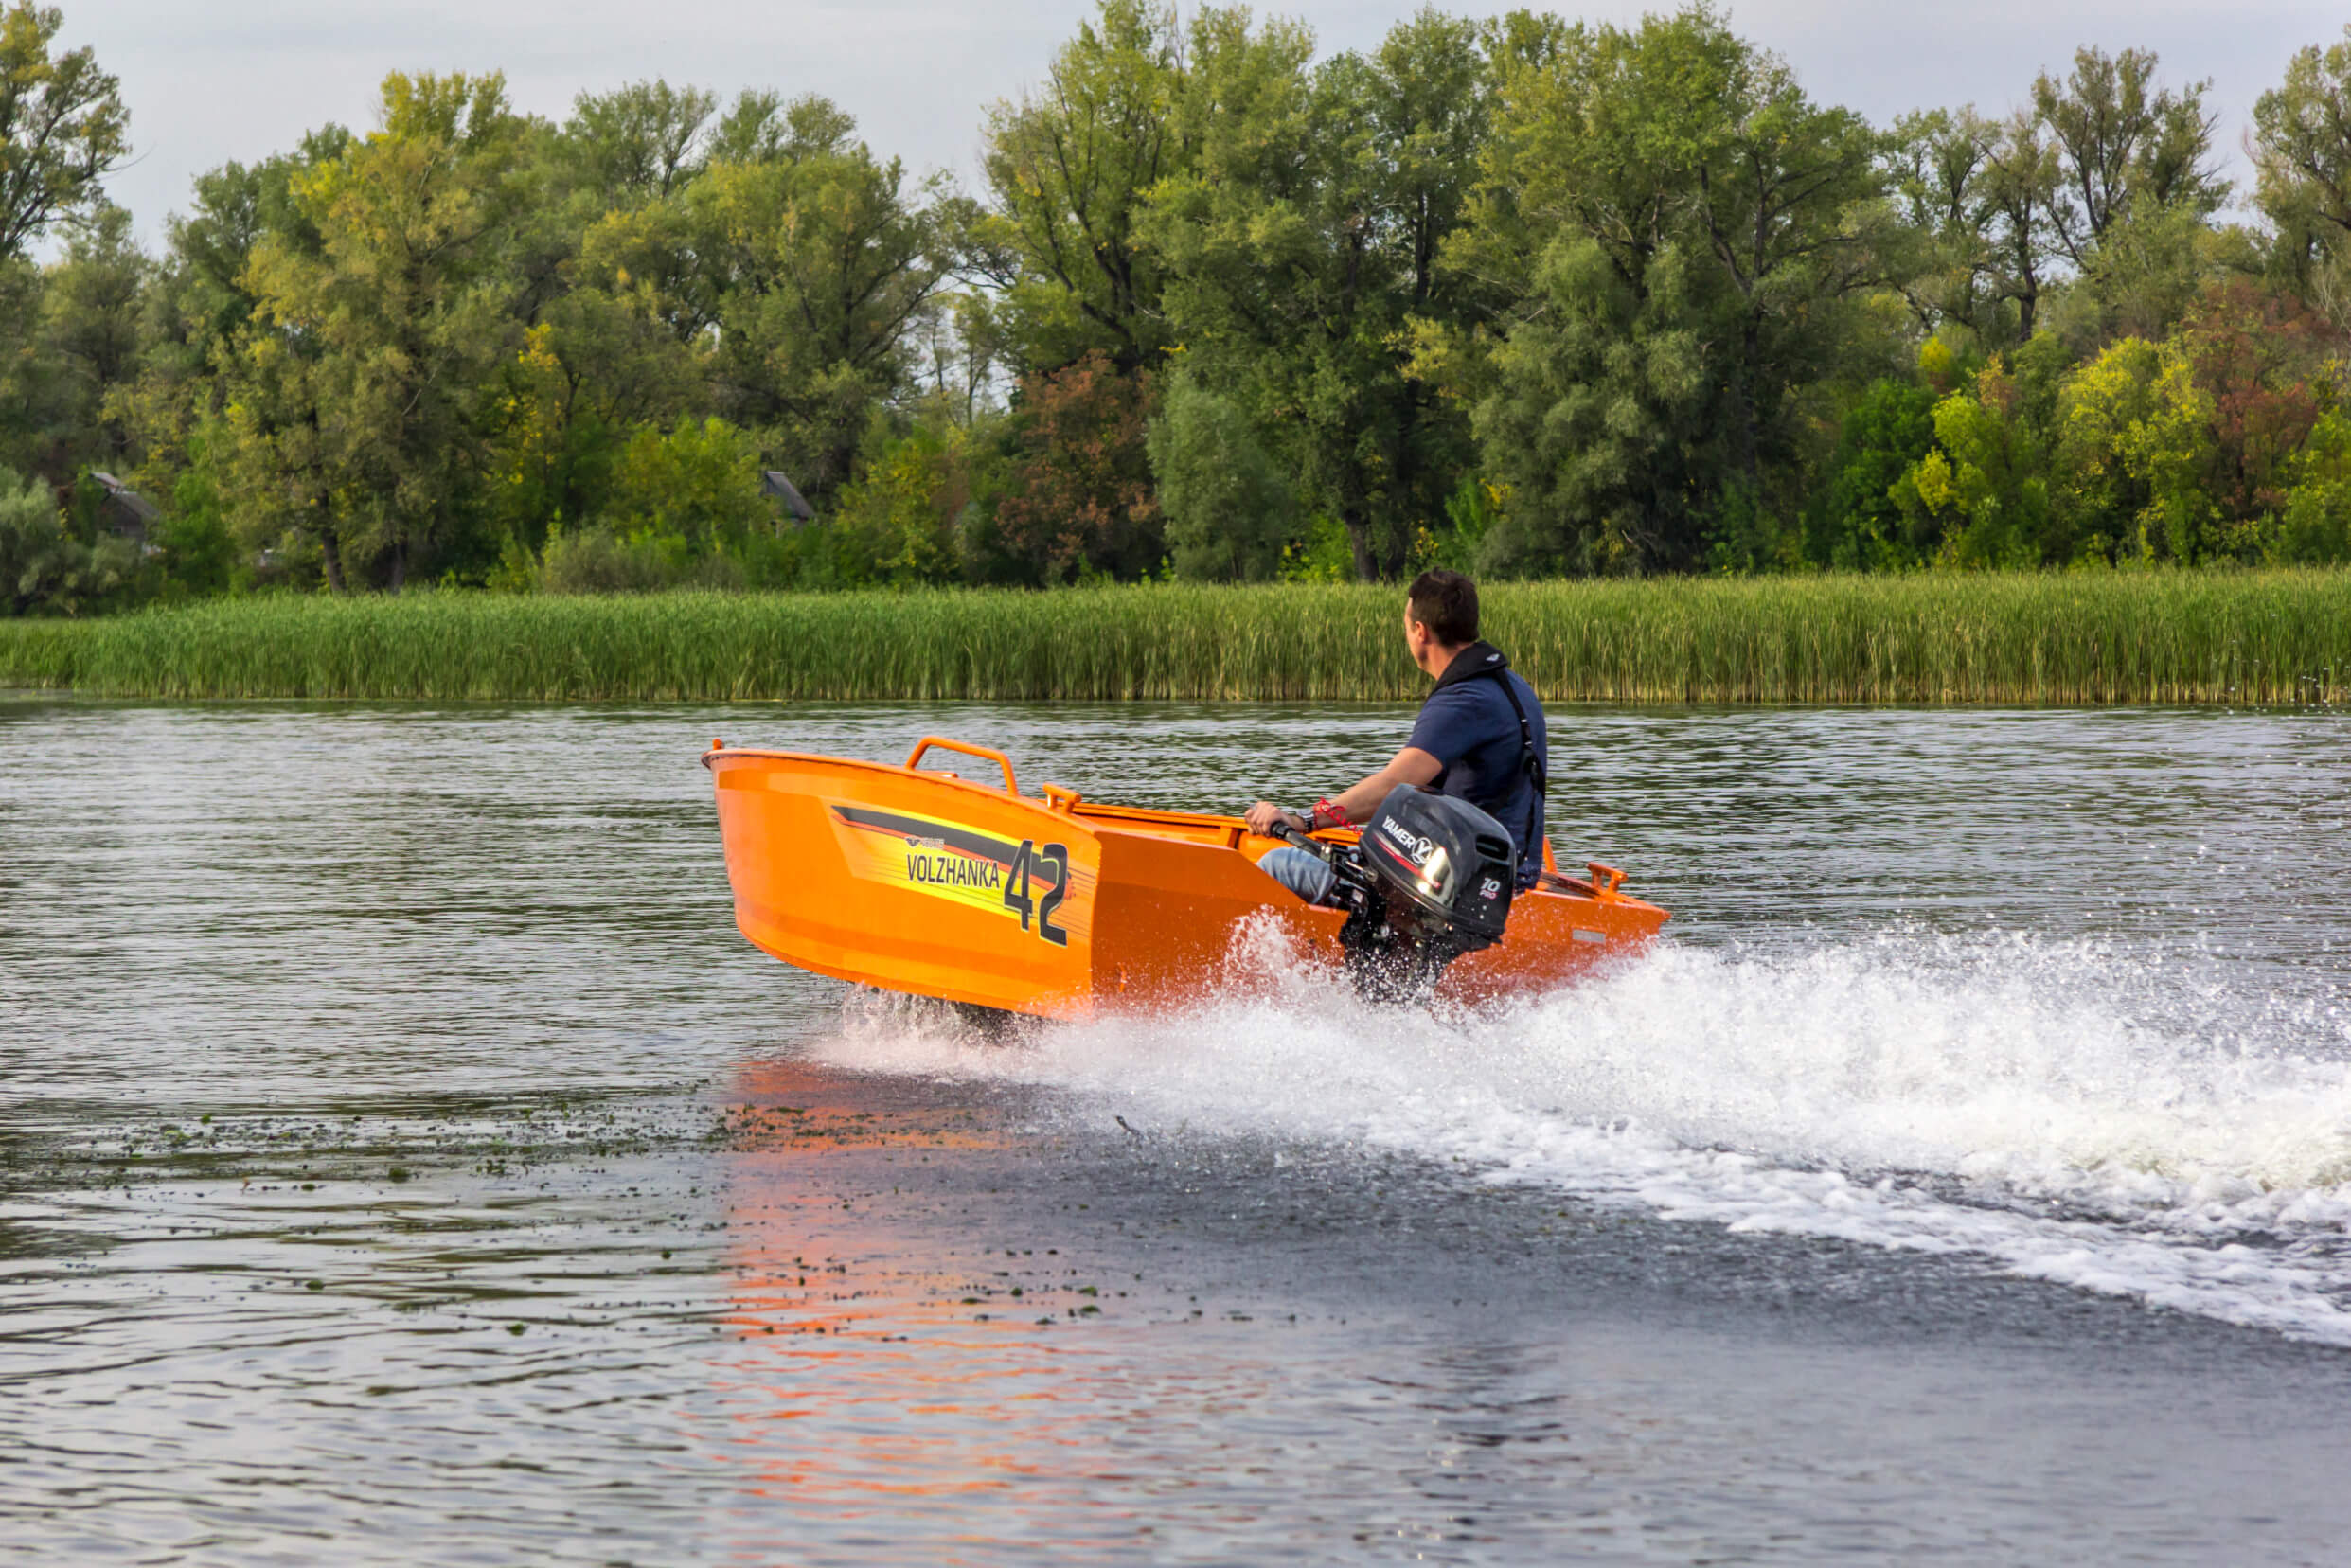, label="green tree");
[1888,106,2065,346]
[0,253,54,474]
[218,321,344,588]
[515,80,723,343]
[597,415,766,546]
[0,458,133,613]
[98,140,346,533]
[1445,4,1892,571]
[1149,373,1292,580]
[2032,47,2227,347]
[823,419,986,587]
[1887,108,2001,341]
[0,2,127,258]
[583,95,957,500]
[479,291,701,560]
[2053,335,2217,561]
[2033,46,2225,272]
[978,0,1185,374]
[463,86,721,560]
[1975,113,2068,343]
[153,426,235,596]
[2253,27,2351,318]
[561,80,716,207]
[1890,357,2059,565]
[2277,406,2351,561]
[39,204,149,473]
[1145,6,1489,579]
[228,73,527,588]
[1367,9,1496,519]
[1808,376,1939,565]
[536,416,774,592]
[911,289,1010,430]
